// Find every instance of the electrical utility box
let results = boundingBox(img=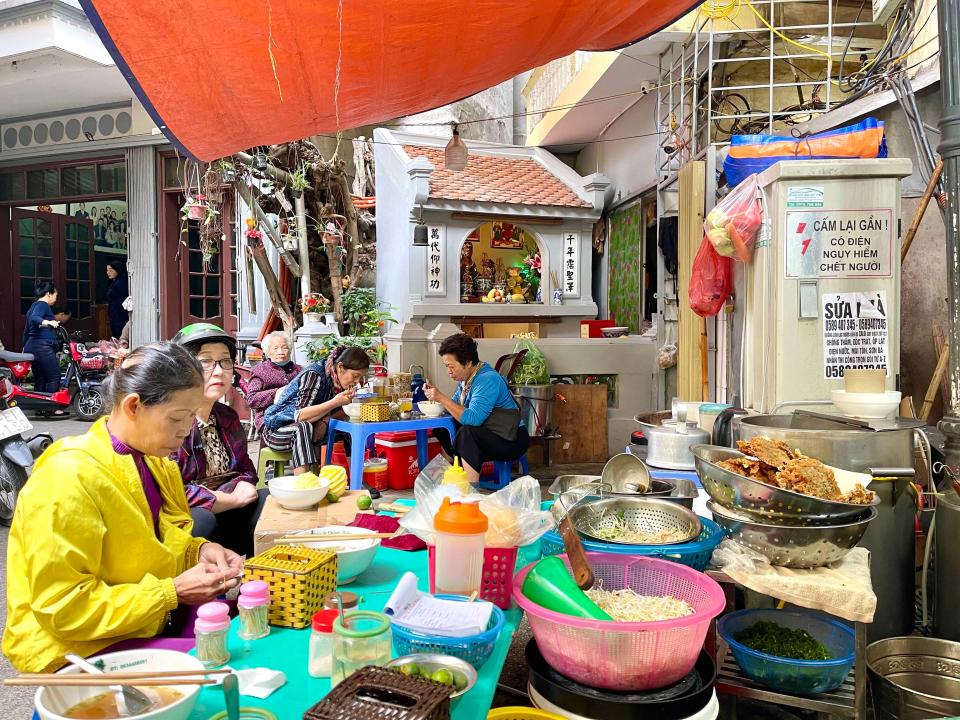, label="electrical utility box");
[732,158,912,414]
